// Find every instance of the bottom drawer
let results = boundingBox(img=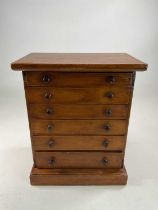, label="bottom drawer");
[34,152,123,169]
